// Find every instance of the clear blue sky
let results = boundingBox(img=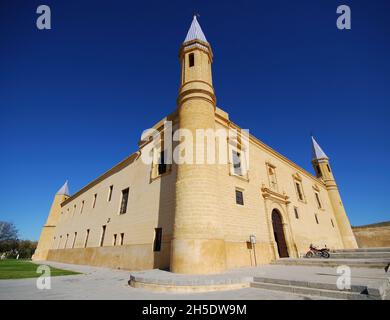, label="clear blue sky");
[0,0,389,240]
